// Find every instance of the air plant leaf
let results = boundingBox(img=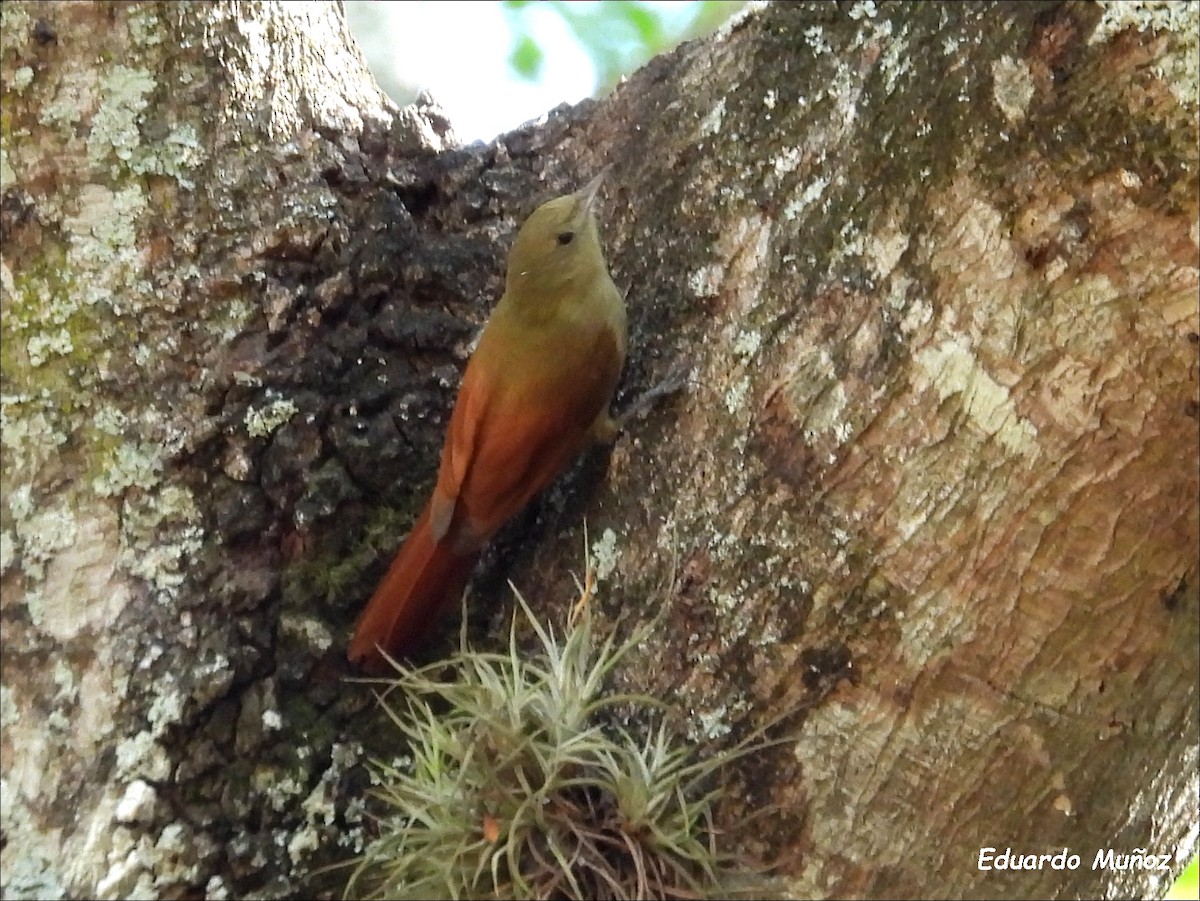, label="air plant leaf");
[343,565,786,900]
